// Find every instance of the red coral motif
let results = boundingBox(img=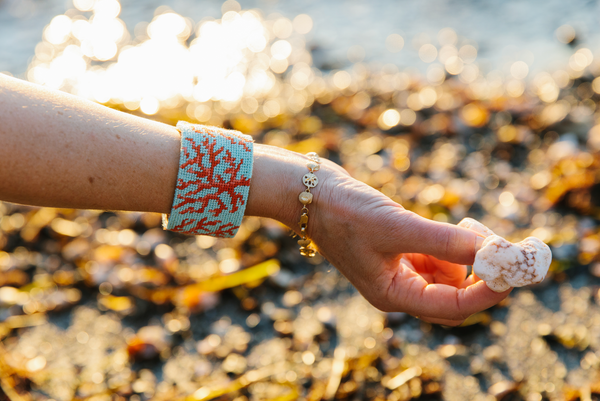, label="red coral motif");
[210,222,238,237]
[170,217,238,238]
[193,126,252,153]
[172,136,251,218]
